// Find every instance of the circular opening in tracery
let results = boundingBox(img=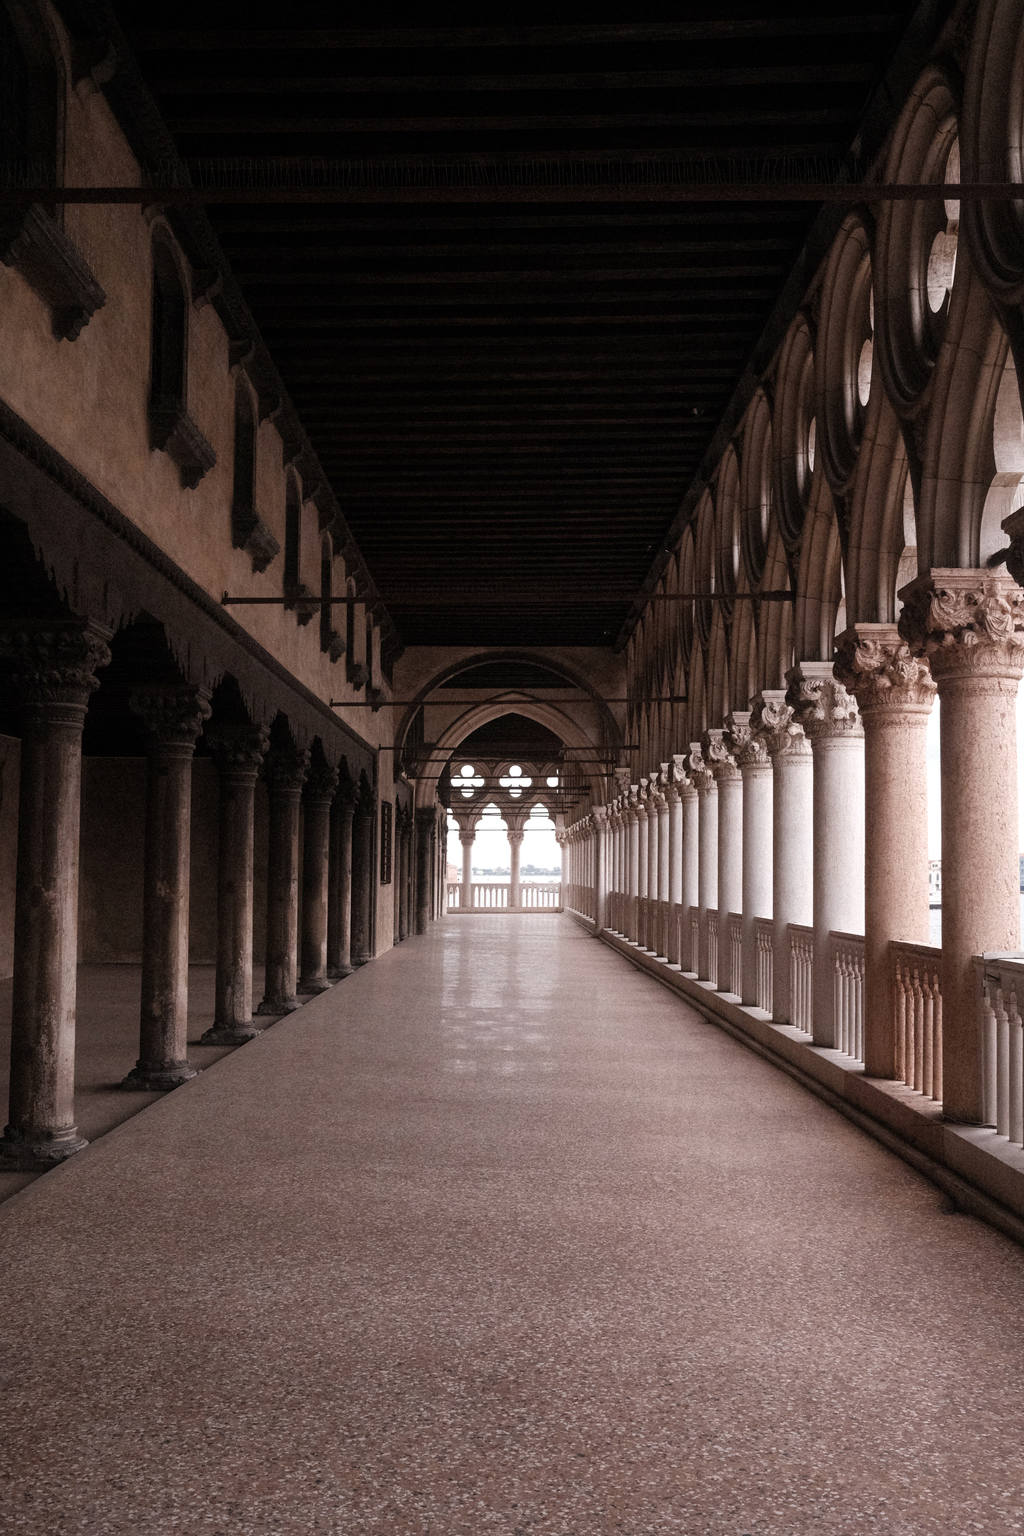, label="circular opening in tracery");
[461,764,474,777]
[508,765,522,777]
[927,229,958,312]
[857,338,873,407]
